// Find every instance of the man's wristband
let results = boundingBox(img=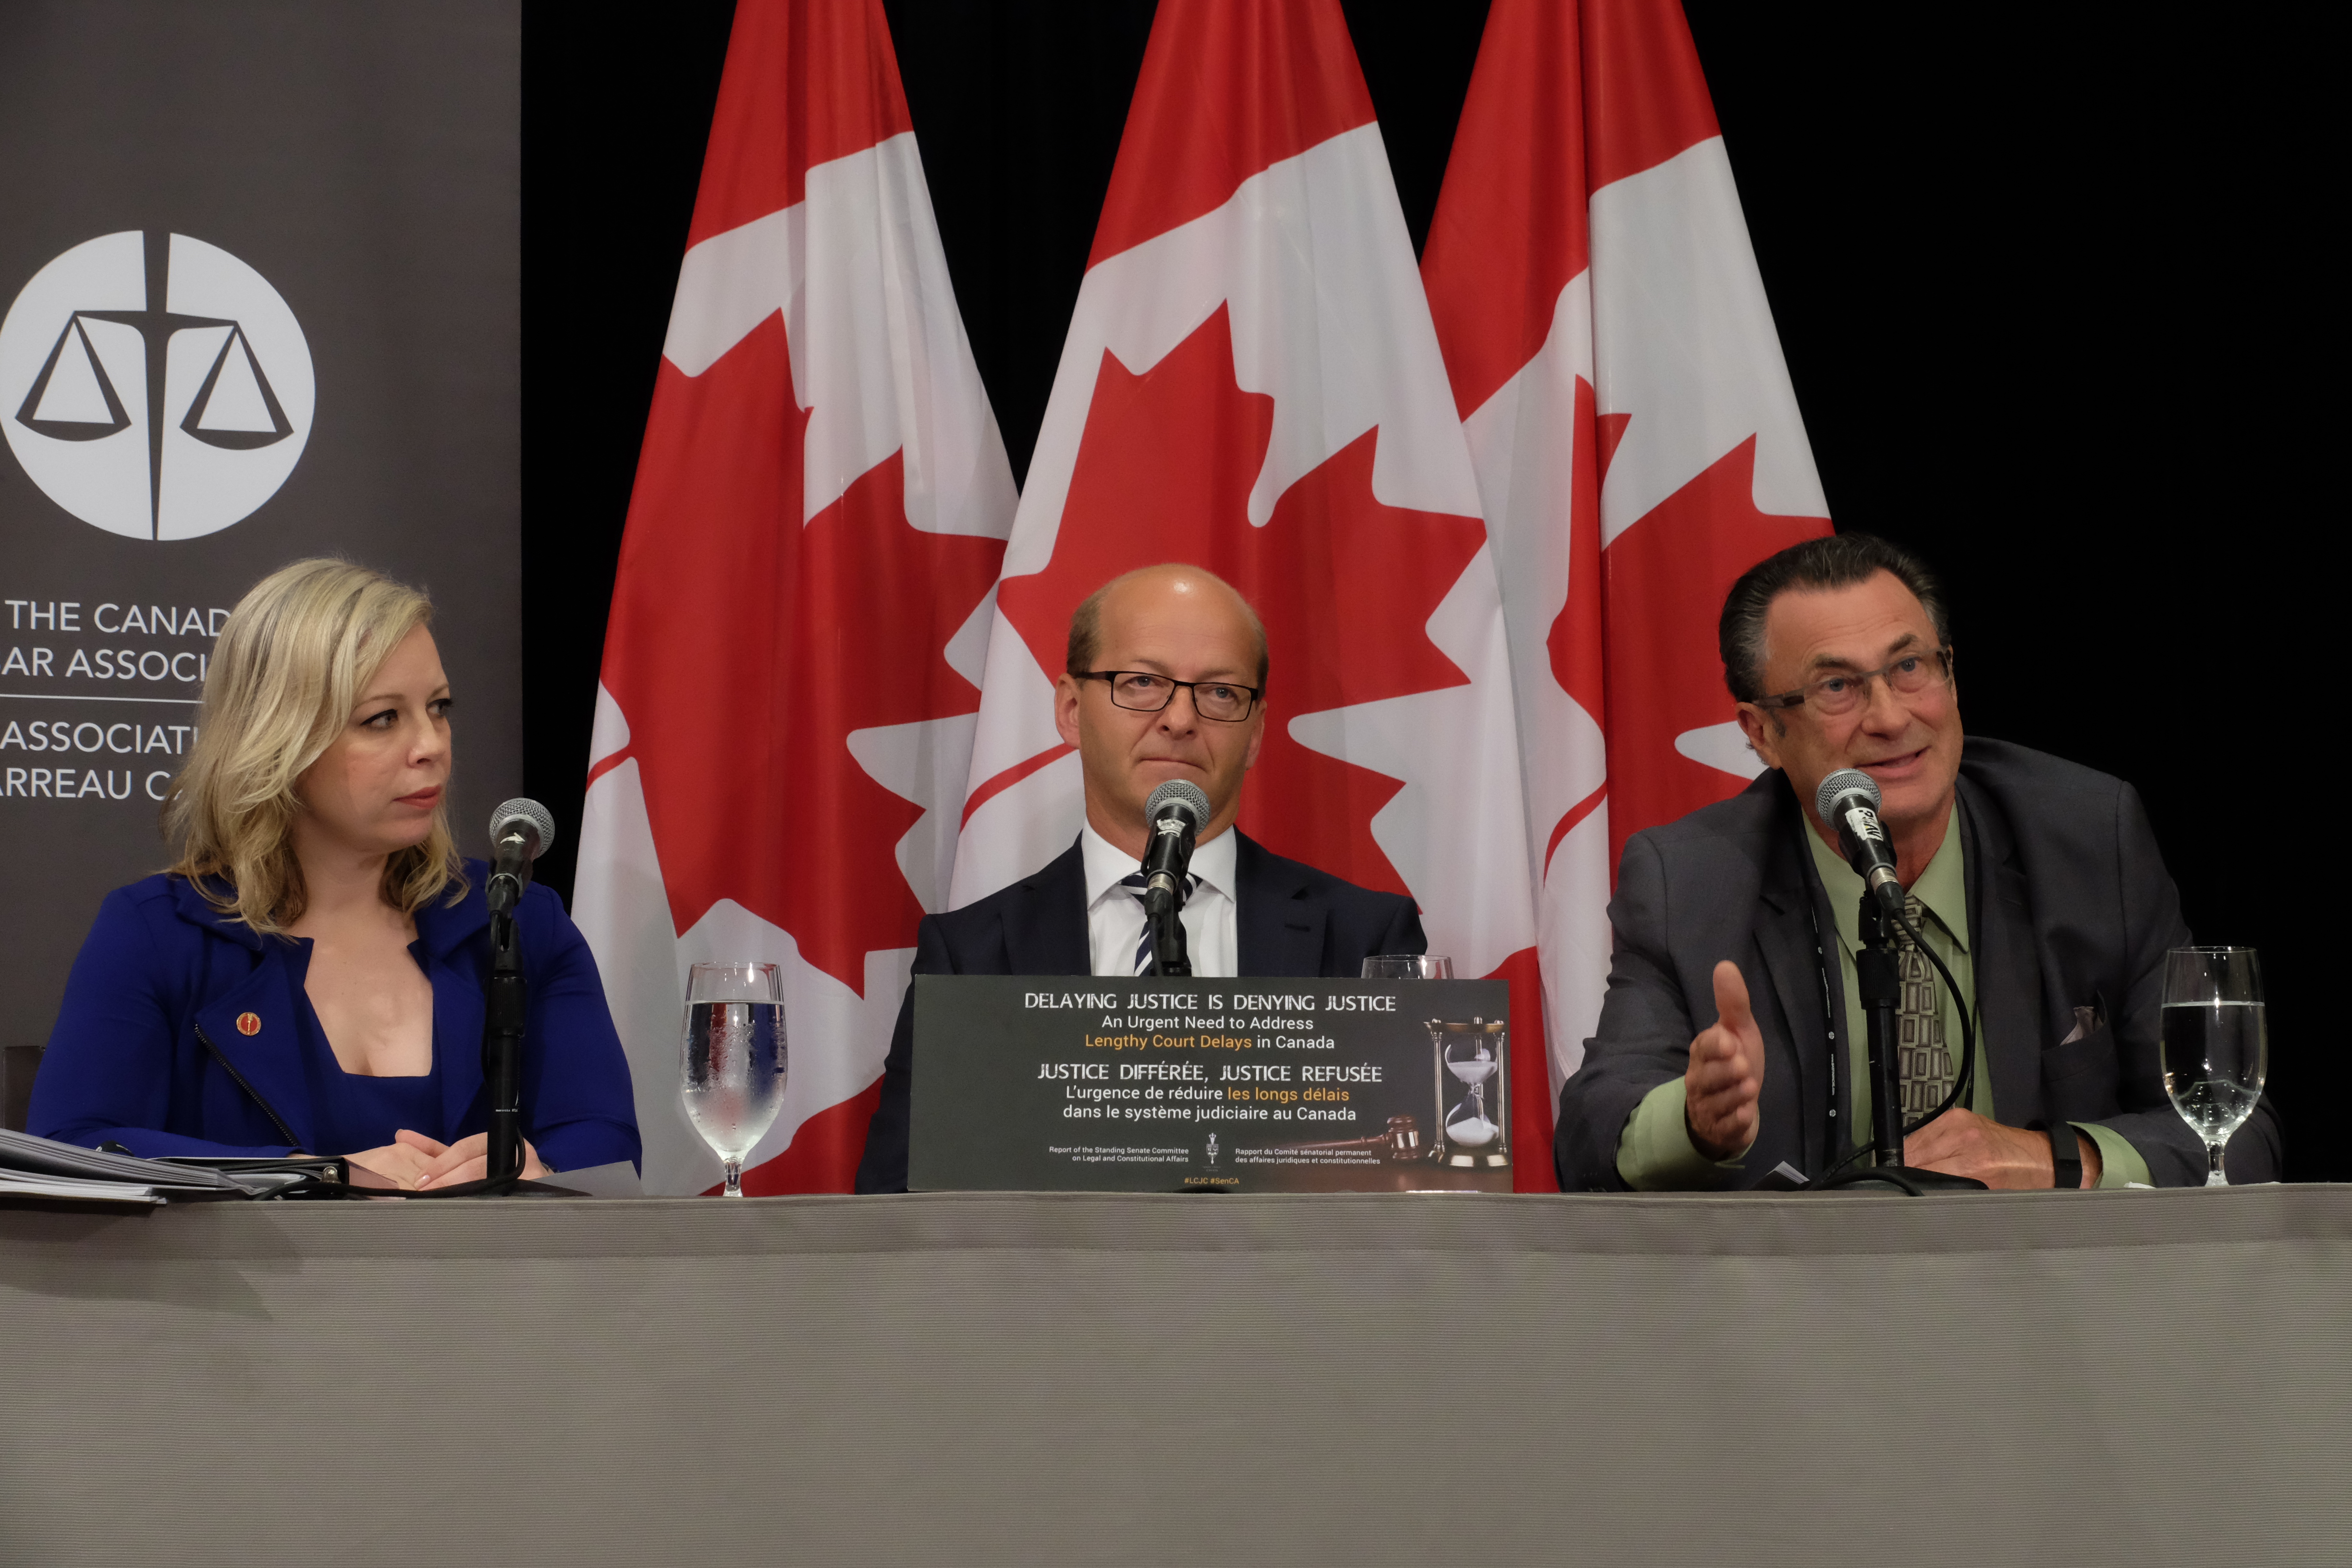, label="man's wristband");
[2046,1121,2083,1189]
